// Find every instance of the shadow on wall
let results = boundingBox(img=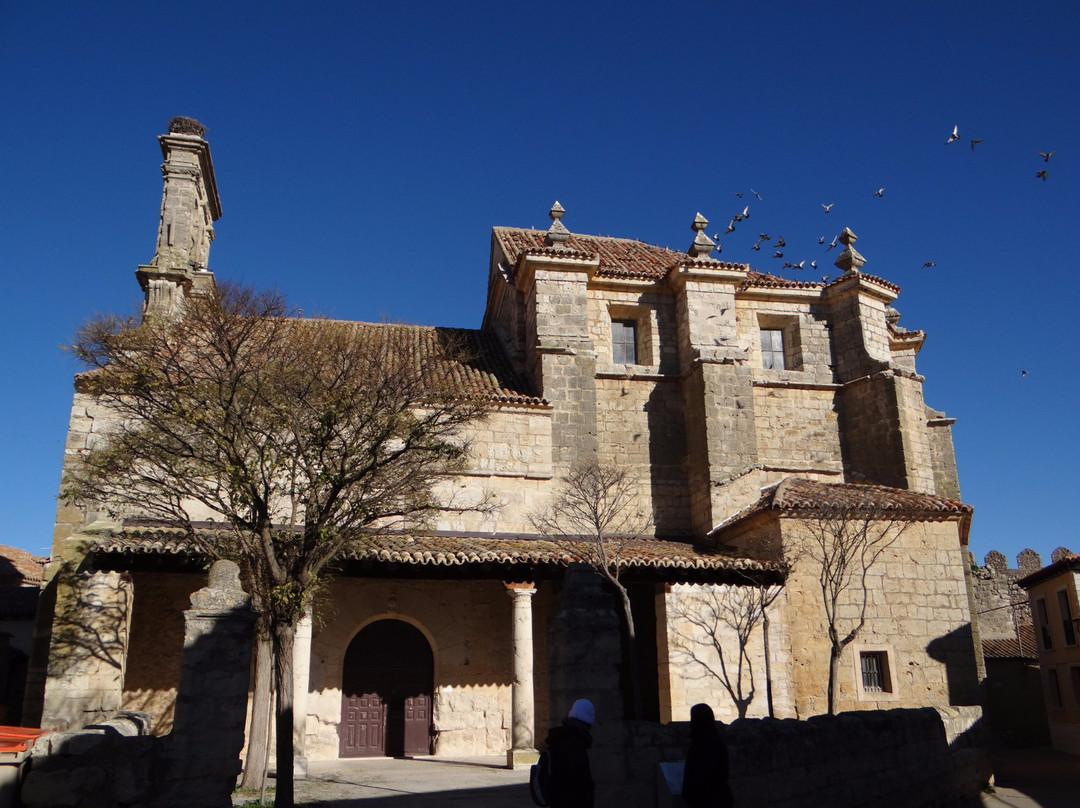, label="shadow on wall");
[926,622,983,707]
